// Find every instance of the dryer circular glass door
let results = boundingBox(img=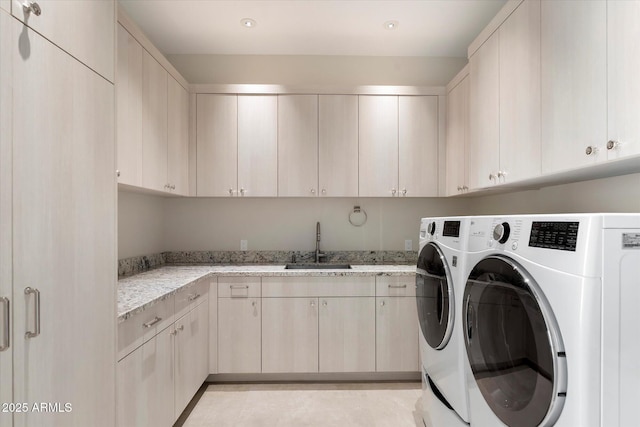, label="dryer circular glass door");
[463,255,566,427]
[416,242,454,350]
